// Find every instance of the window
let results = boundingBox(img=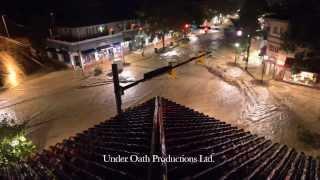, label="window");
[109,28,114,35]
[269,45,279,53]
[126,23,131,30]
[280,27,285,35]
[273,26,279,34]
[98,26,105,33]
[86,28,90,36]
